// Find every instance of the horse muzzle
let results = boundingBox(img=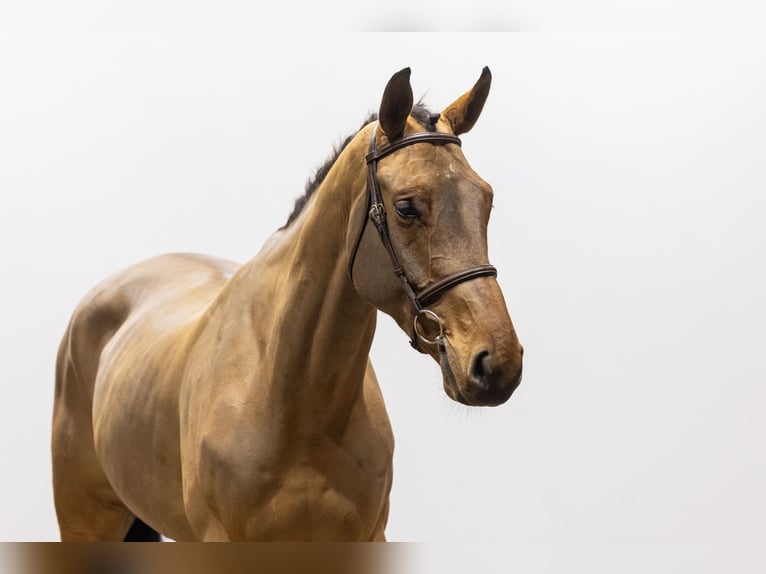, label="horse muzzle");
[445,344,523,407]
